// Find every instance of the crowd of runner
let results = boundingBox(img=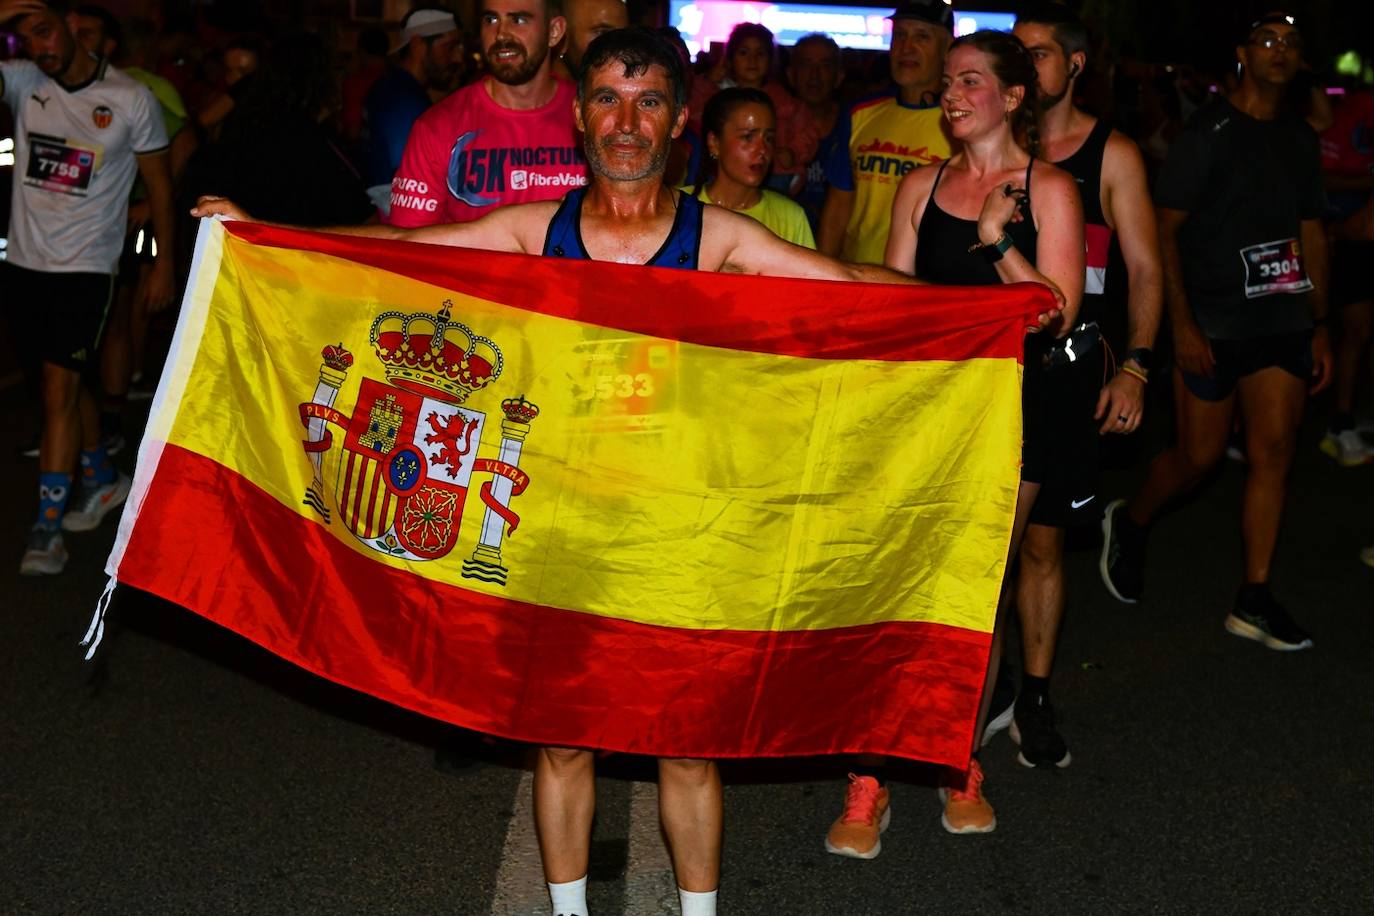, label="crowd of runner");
[3,1,1372,914]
